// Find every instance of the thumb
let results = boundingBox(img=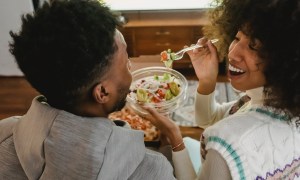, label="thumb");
[207,40,218,58]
